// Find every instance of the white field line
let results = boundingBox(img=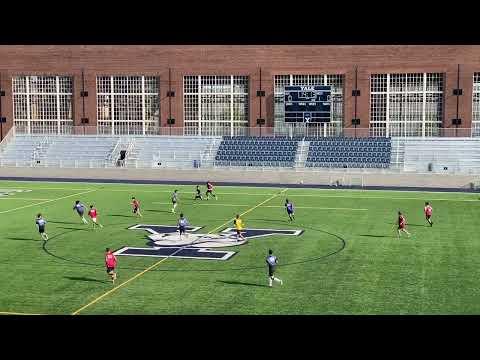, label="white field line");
[151,202,368,211]
[113,189,478,202]
[0,311,45,315]
[0,198,53,201]
[0,189,97,214]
